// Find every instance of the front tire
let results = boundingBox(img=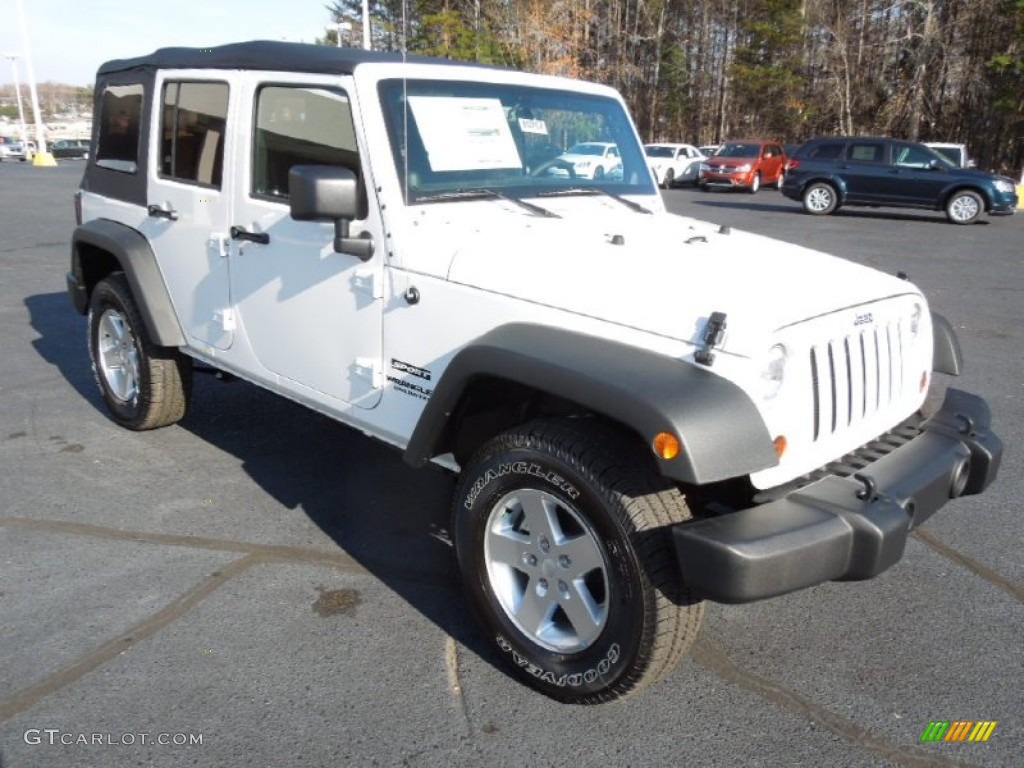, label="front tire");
[803,182,838,215]
[748,172,761,194]
[662,168,675,189]
[946,190,983,224]
[453,419,704,703]
[88,273,192,430]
